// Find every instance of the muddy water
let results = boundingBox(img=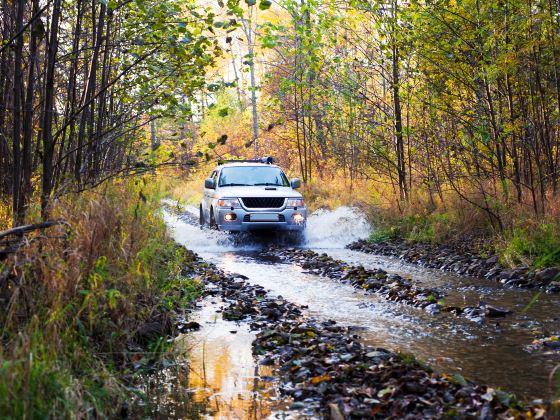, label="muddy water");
[162,206,560,410]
